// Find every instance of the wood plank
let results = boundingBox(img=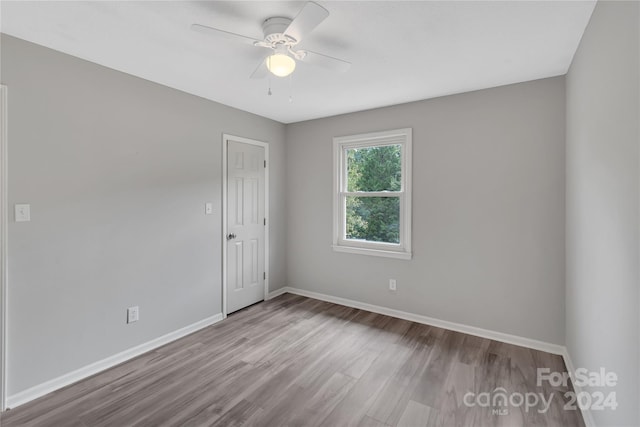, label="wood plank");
[410,329,466,408]
[429,362,475,427]
[358,415,391,427]
[397,400,434,427]
[366,323,436,424]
